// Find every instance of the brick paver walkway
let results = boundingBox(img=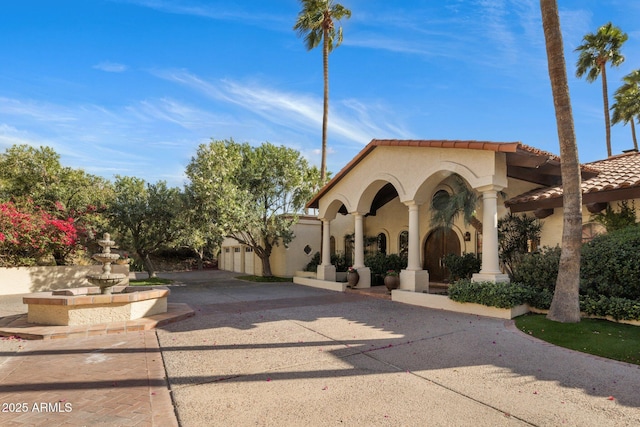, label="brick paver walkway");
[0,331,177,426]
